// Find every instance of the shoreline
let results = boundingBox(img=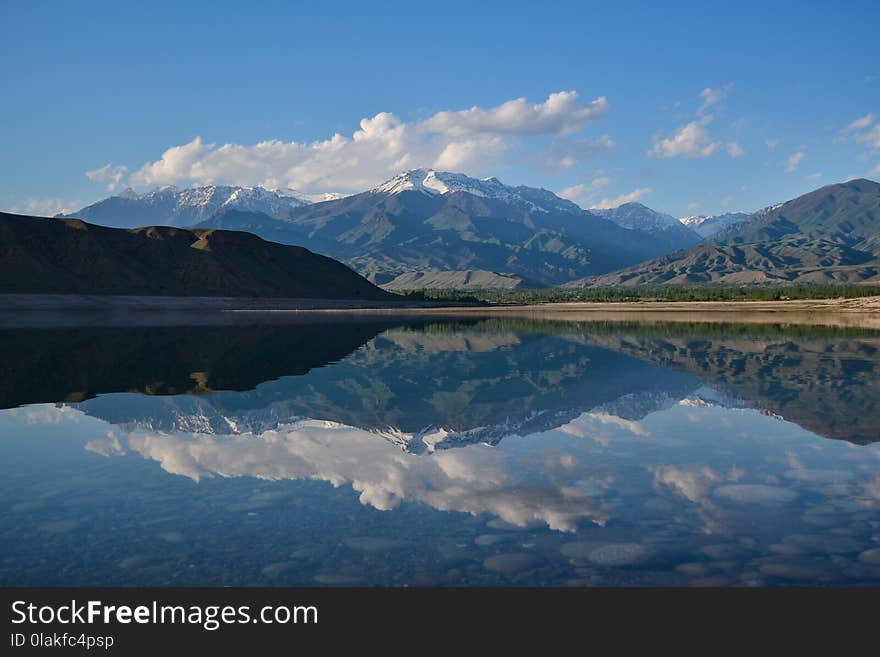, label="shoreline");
[2,294,880,329]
